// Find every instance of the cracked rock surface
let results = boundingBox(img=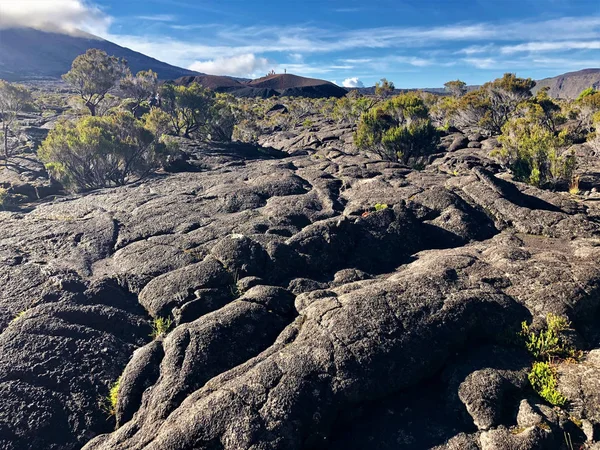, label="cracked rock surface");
[0,135,599,450]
